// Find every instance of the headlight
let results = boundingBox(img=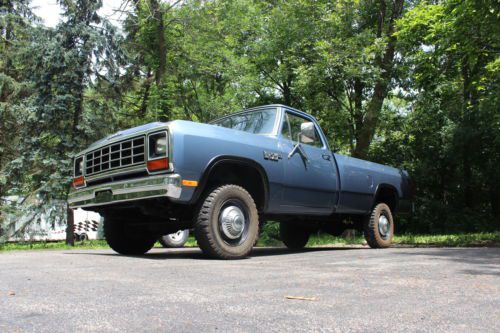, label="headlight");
[74,156,83,177]
[155,137,168,155]
[148,132,168,159]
